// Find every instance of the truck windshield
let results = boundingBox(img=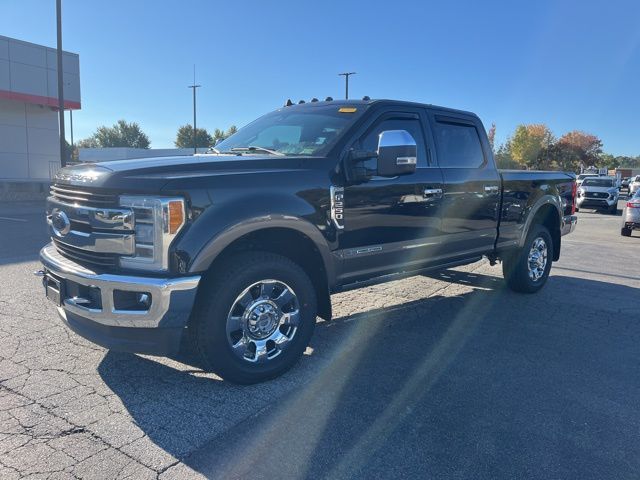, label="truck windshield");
[214,105,365,156]
[582,178,614,187]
